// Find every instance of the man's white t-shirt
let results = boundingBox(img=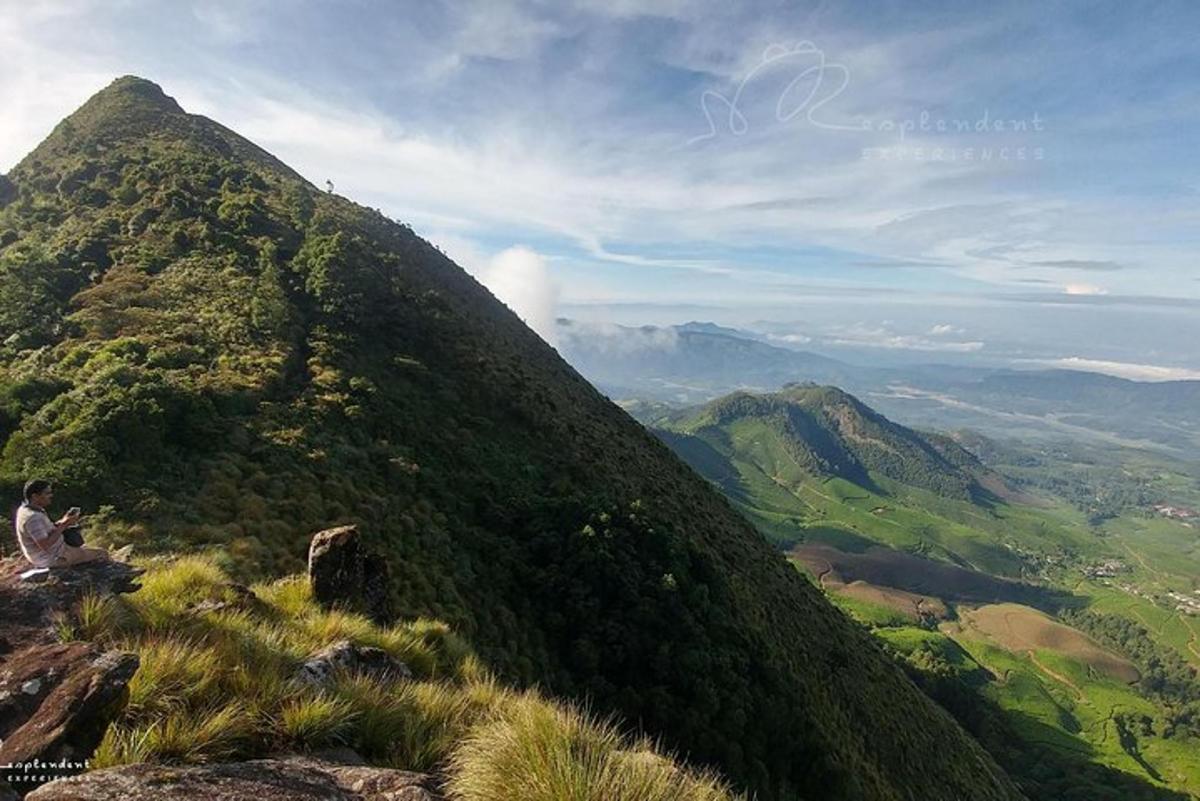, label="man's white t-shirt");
[16,502,63,567]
